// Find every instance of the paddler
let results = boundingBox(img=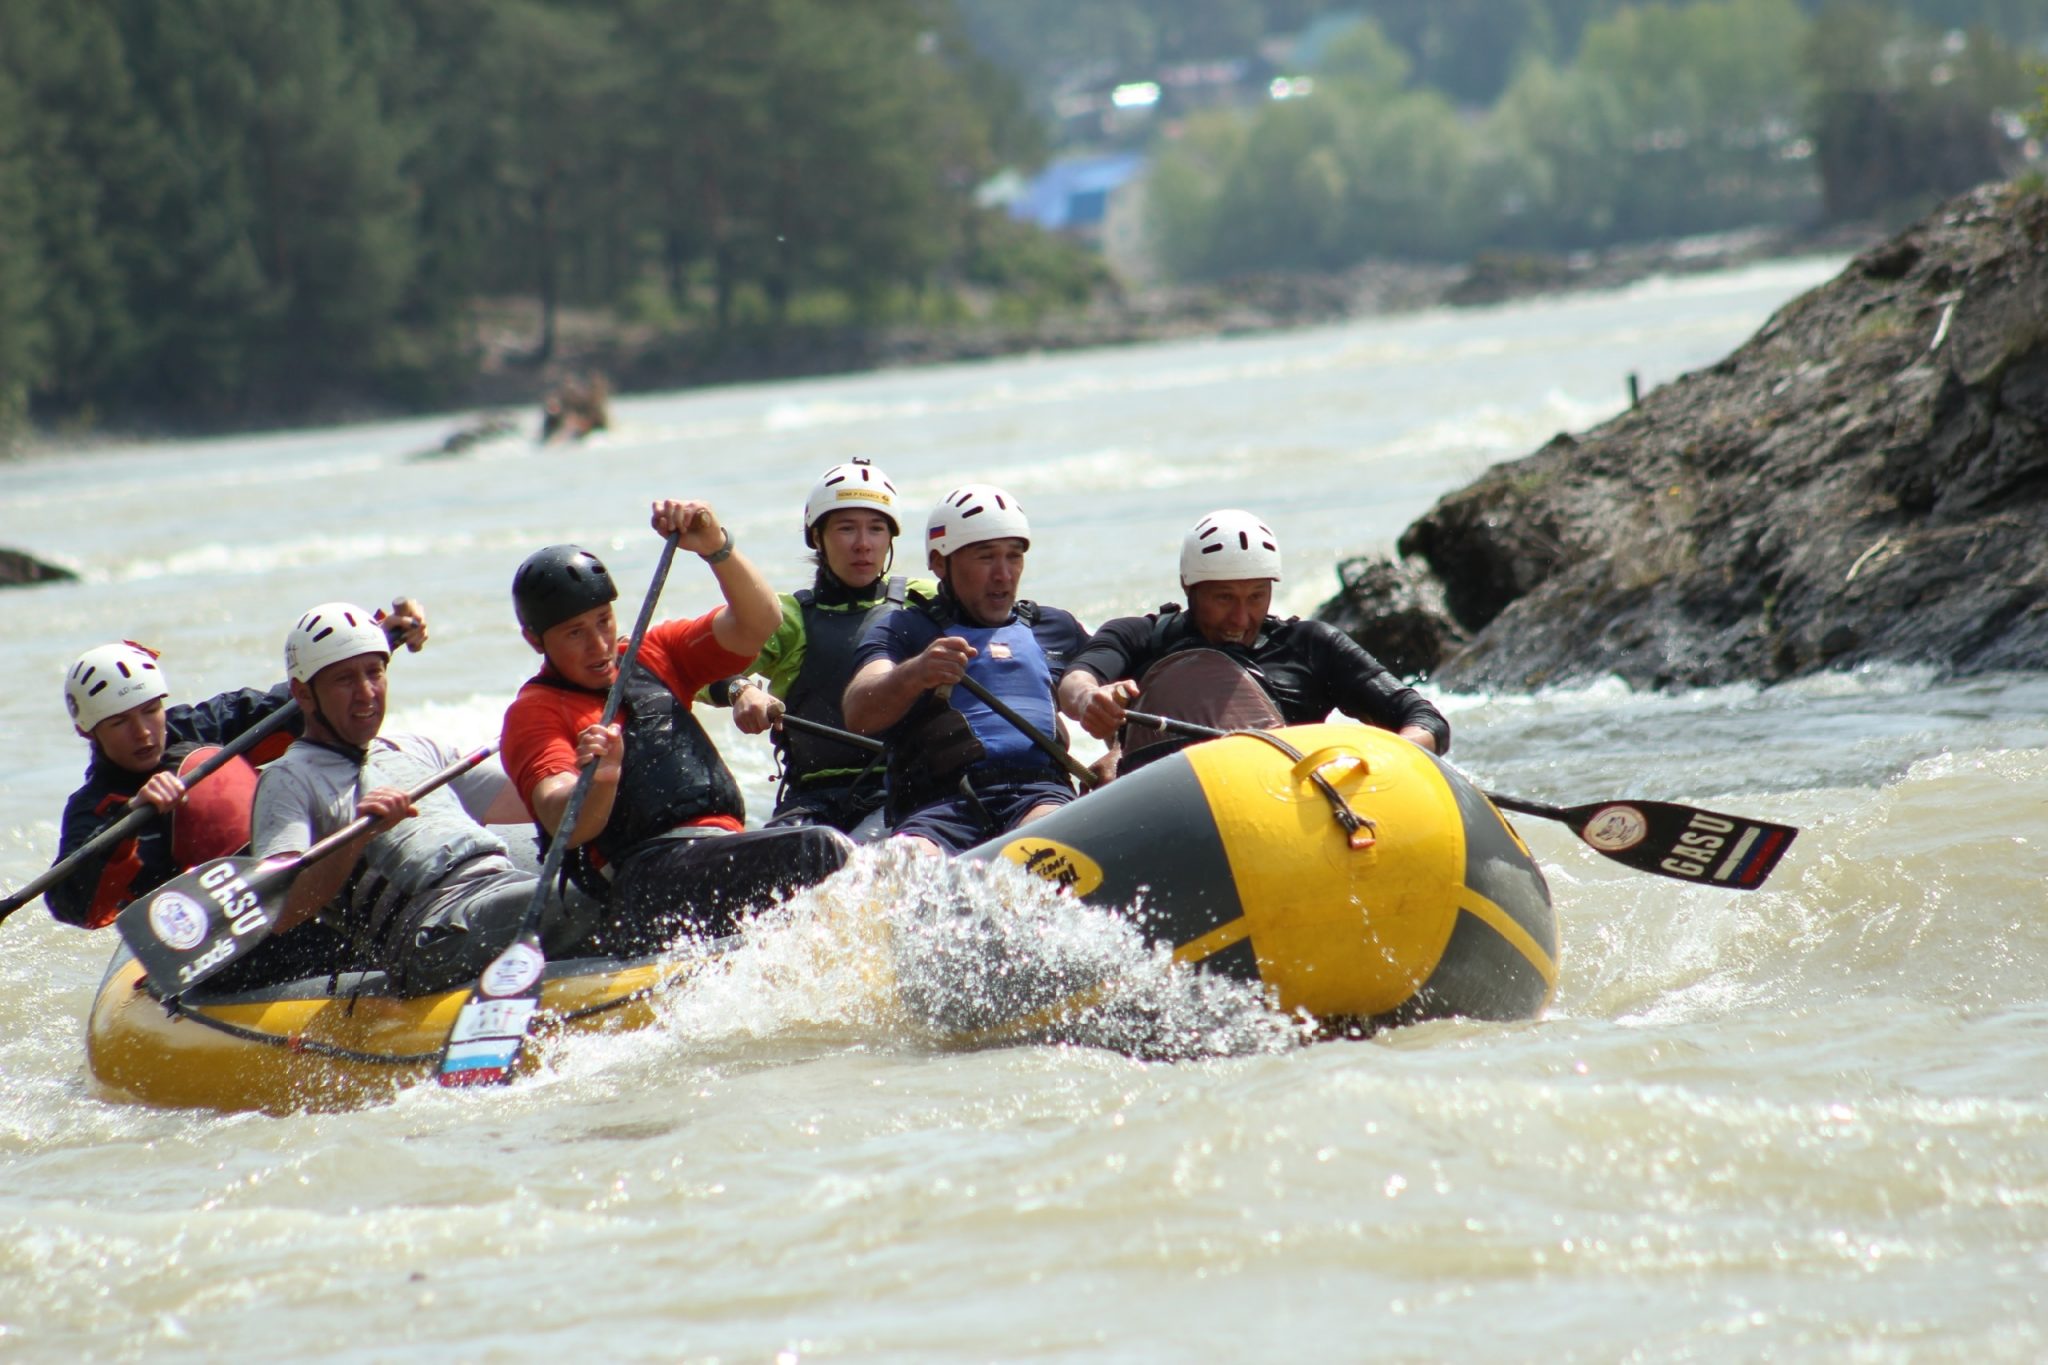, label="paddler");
[245,601,604,994]
[499,499,853,946]
[842,483,1090,853]
[45,601,427,928]
[707,458,936,832]
[1056,509,1449,772]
